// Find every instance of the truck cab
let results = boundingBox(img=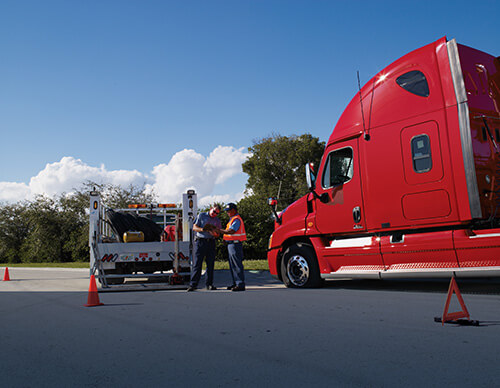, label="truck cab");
[268,37,500,287]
